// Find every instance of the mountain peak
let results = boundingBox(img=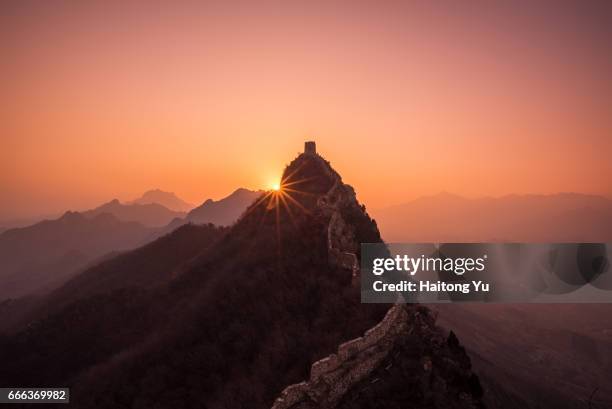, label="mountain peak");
[59,210,85,221]
[228,187,259,198]
[130,189,193,212]
[232,142,381,275]
[274,144,346,210]
[83,197,185,227]
[187,188,262,226]
[143,188,165,194]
